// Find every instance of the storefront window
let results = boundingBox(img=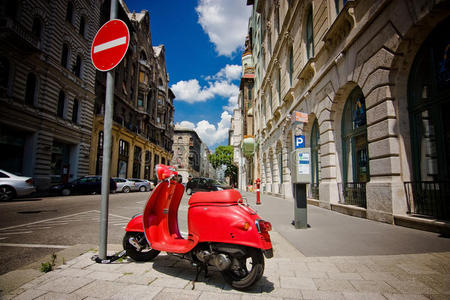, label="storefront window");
[118,139,129,178]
